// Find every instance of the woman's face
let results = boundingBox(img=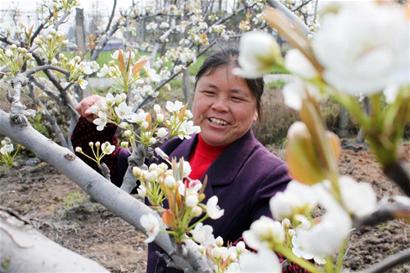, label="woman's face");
[192,64,258,147]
